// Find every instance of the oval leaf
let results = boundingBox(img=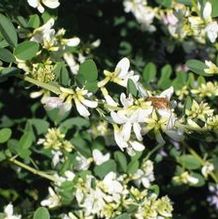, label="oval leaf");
[179,155,201,170]
[143,62,157,84]
[0,13,17,47]
[78,59,98,82]
[33,207,50,219]
[127,78,137,97]
[114,151,127,172]
[0,128,12,143]
[14,41,39,60]
[186,59,208,76]
[0,48,15,63]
